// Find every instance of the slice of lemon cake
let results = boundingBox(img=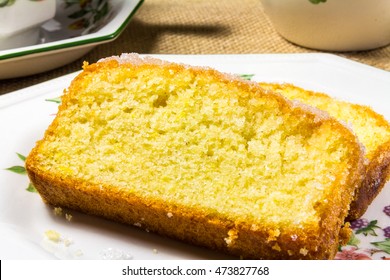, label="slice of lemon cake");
[260,83,390,220]
[26,54,364,259]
